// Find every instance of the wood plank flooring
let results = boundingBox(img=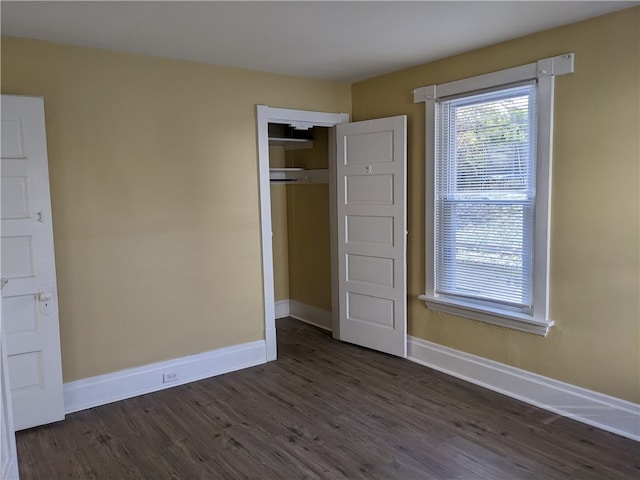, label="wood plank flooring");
[16,317,640,479]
